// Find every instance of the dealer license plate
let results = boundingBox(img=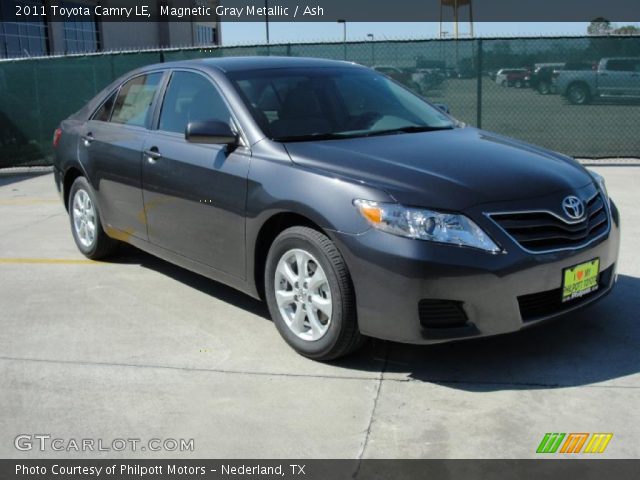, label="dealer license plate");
[562,258,600,303]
